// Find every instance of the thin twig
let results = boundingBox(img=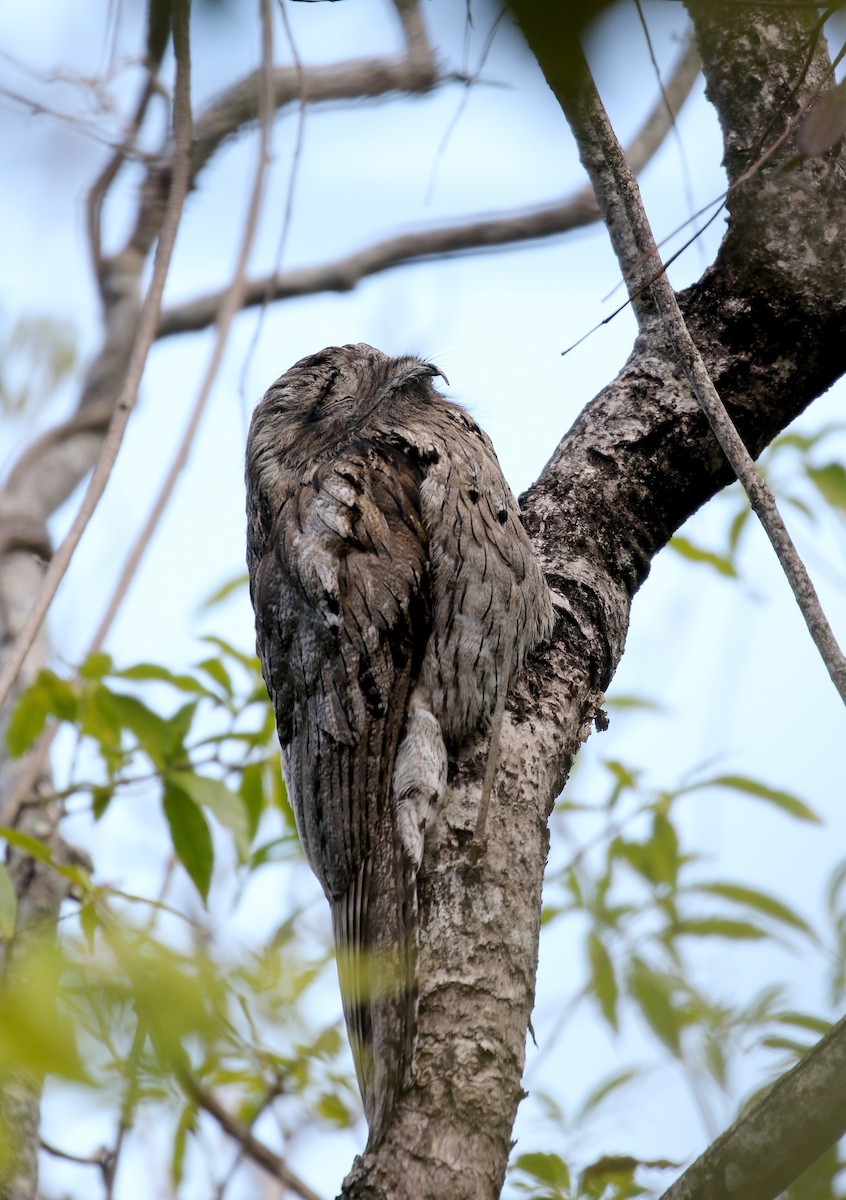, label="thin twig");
[179,1071,324,1200]
[557,46,846,704]
[87,0,274,656]
[0,0,194,716]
